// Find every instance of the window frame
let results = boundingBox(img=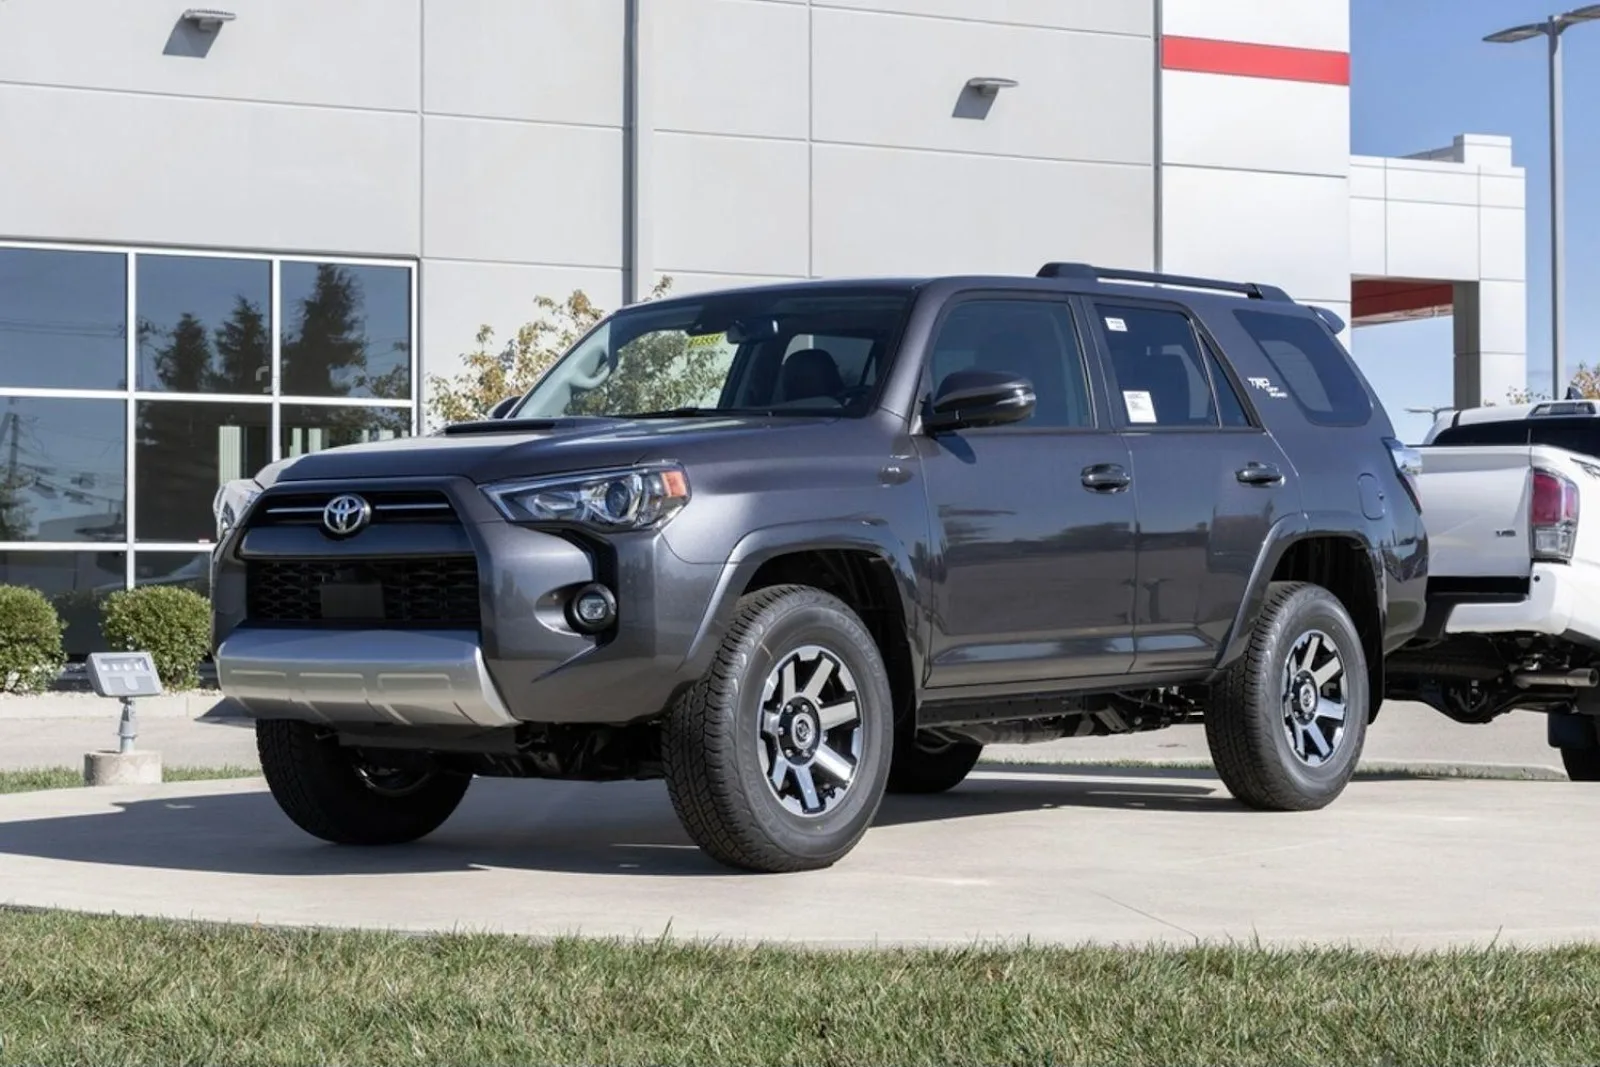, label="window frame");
[0,238,417,603]
[1082,295,1265,435]
[914,289,1106,435]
